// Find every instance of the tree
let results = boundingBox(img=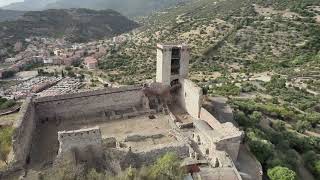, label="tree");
[149,152,185,180]
[65,66,72,71]
[305,113,320,128]
[266,75,286,90]
[246,129,274,164]
[79,74,85,82]
[249,111,263,125]
[241,82,257,93]
[303,151,320,177]
[267,166,297,180]
[0,99,16,110]
[235,111,249,127]
[2,70,15,79]
[272,120,286,131]
[294,120,311,133]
